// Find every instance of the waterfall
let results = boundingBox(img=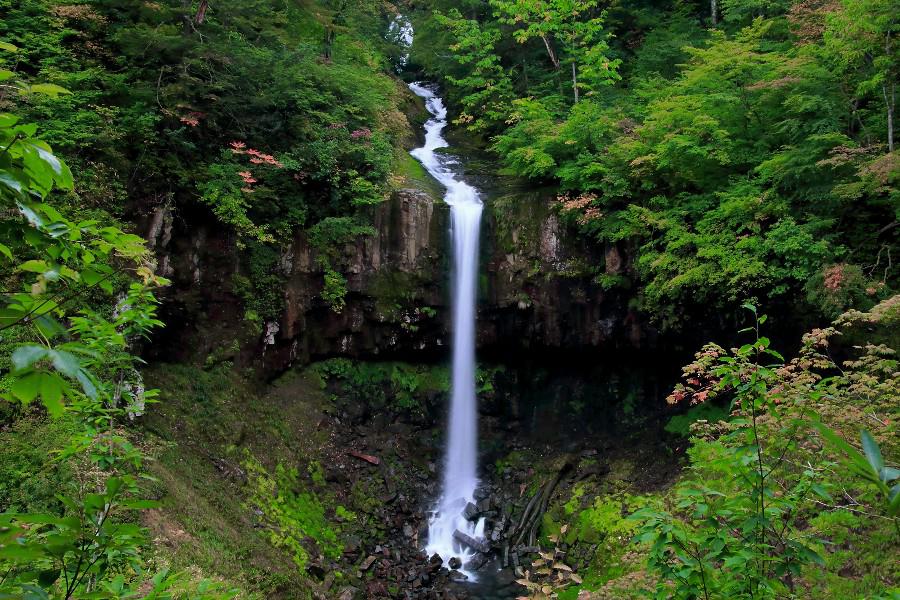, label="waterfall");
[408,82,485,570]
[388,16,414,71]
